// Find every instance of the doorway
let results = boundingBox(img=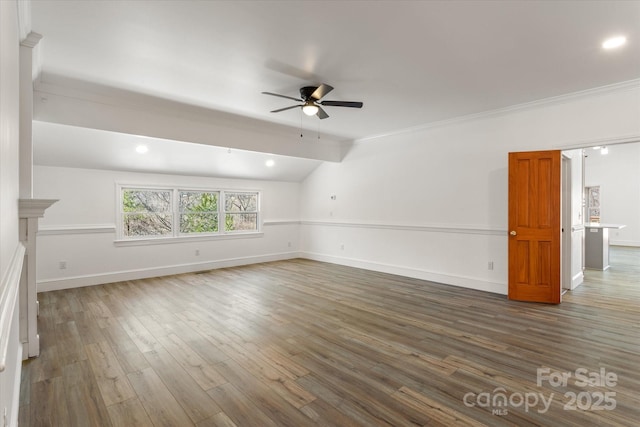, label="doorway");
[509,142,639,303]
